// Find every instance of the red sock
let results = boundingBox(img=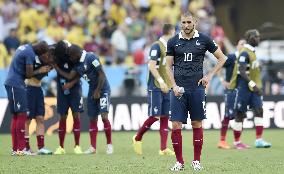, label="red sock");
[58,119,66,148]
[89,120,98,149]
[233,130,242,142]
[171,129,184,164]
[73,117,81,146]
[193,128,203,161]
[160,117,169,150]
[37,135,44,149]
[102,119,112,144]
[255,126,263,139]
[135,117,158,141]
[11,116,17,151]
[25,136,30,150]
[220,117,230,141]
[16,113,27,151]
